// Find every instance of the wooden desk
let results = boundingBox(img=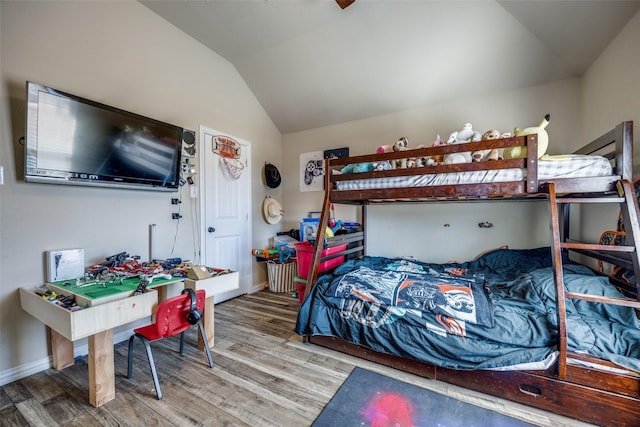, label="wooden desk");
[20,286,159,406]
[19,278,182,407]
[20,271,238,407]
